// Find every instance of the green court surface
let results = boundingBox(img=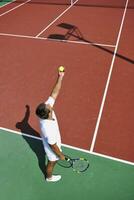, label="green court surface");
[0,0,12,6]
[0,129,134,200]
